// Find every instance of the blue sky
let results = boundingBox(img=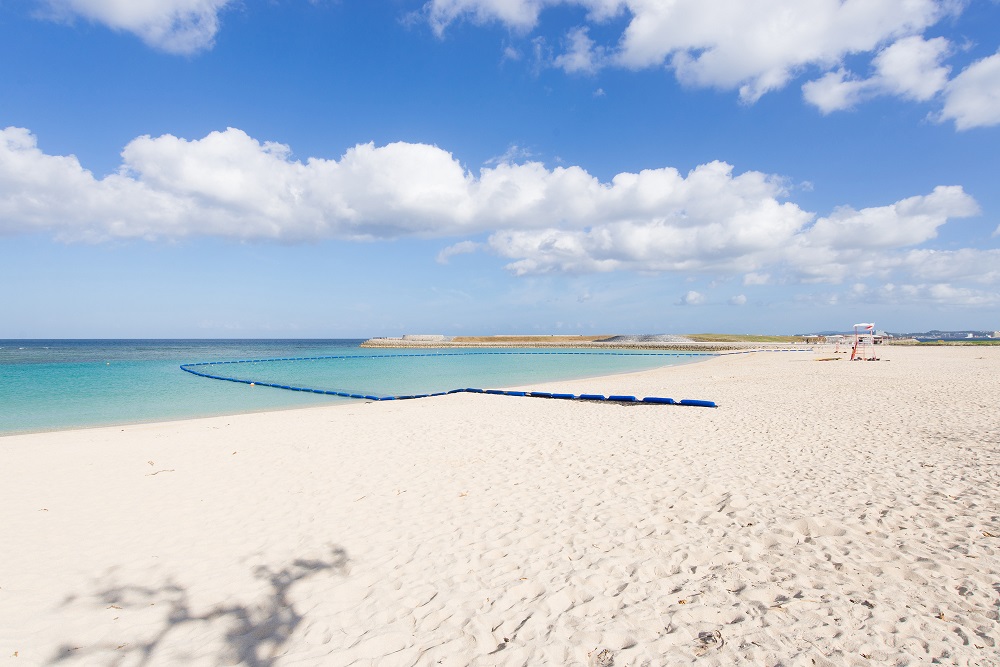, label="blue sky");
[1,0,999,337]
